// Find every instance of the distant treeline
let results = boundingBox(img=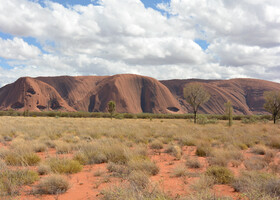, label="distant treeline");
[0,110,272,121]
